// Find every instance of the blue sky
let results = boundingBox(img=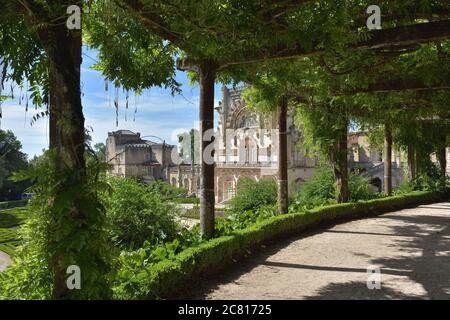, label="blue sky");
[0,48,222,159]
